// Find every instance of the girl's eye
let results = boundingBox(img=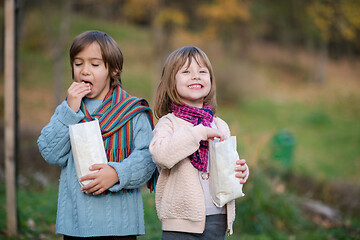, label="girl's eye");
[92,64,100,67]
[74,63,82,66]
[183,70,190,73]
[200,70,207,73]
